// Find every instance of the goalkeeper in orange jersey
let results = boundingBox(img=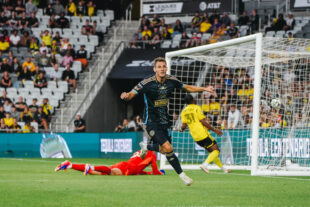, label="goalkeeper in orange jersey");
[180,94,231,173]
[55,150,164,176]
